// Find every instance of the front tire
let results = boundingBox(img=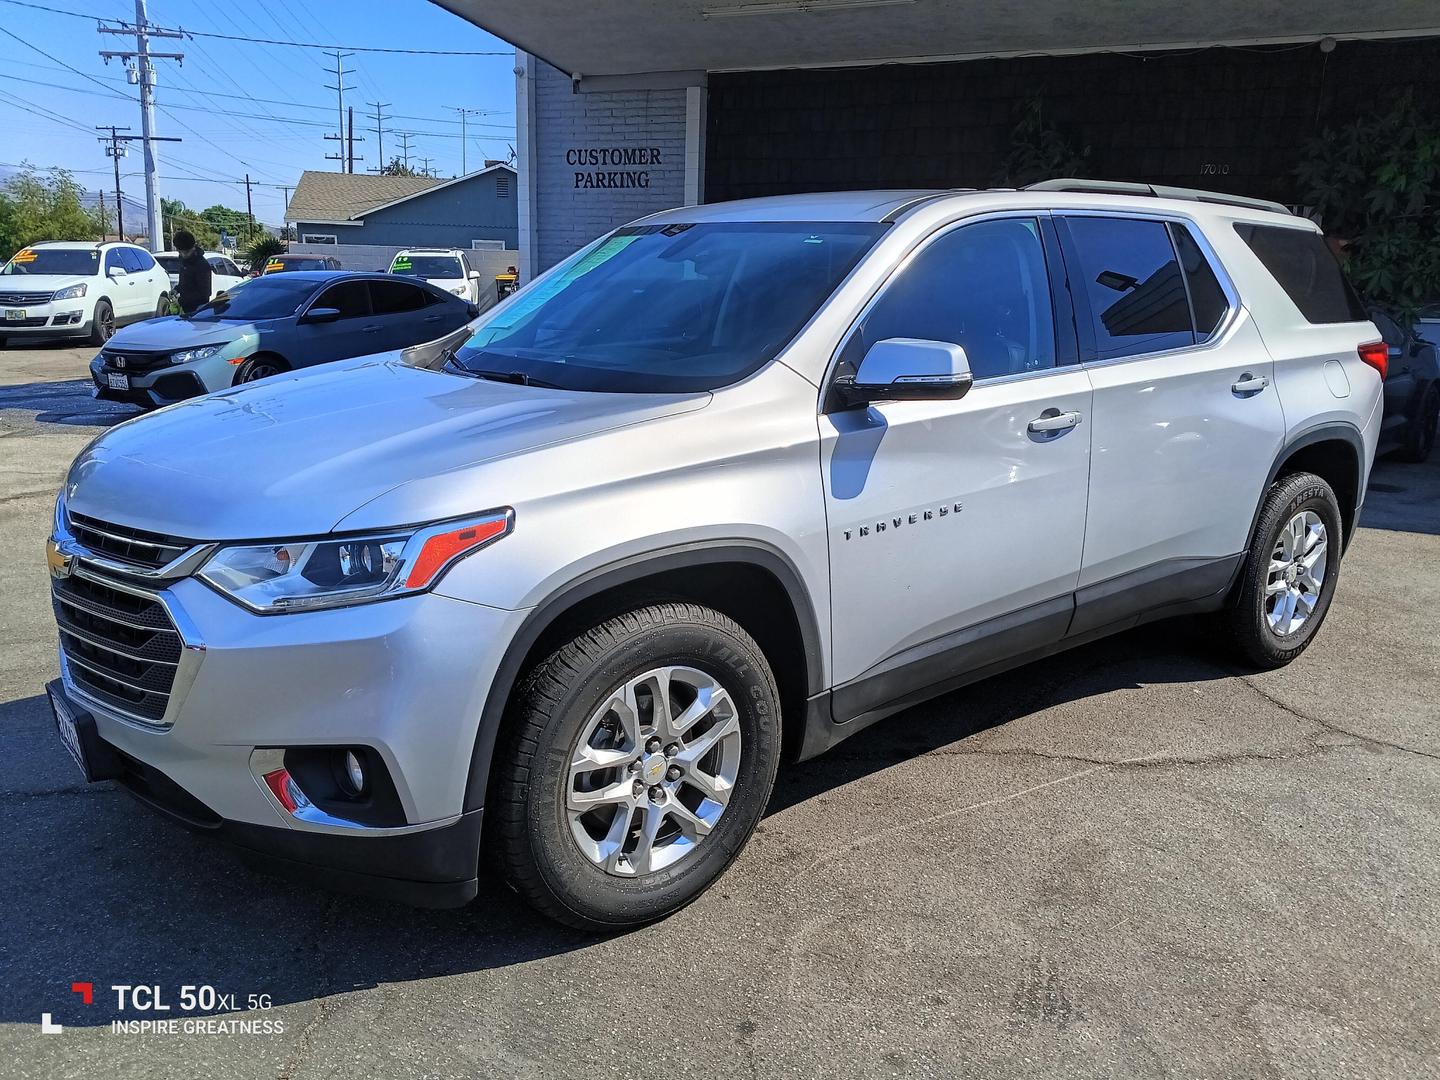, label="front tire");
[234,354,288,384]
[1224,471,1343,669]
[490,602,782,931]
[87,301,114,346]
